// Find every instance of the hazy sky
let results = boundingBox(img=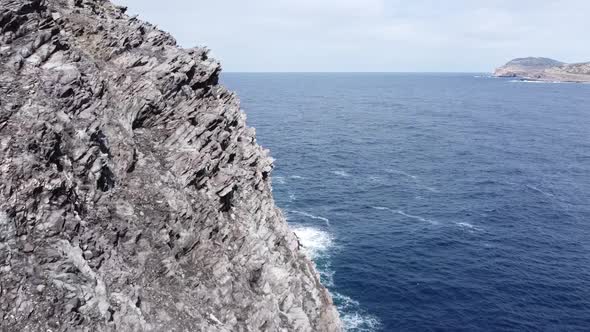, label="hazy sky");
[114,0,590,72]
